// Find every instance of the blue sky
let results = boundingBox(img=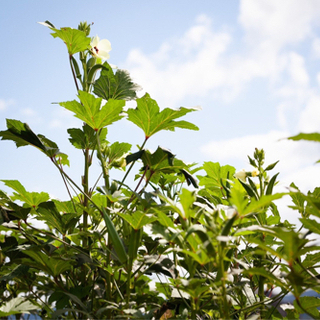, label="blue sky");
[1,1,320,221]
